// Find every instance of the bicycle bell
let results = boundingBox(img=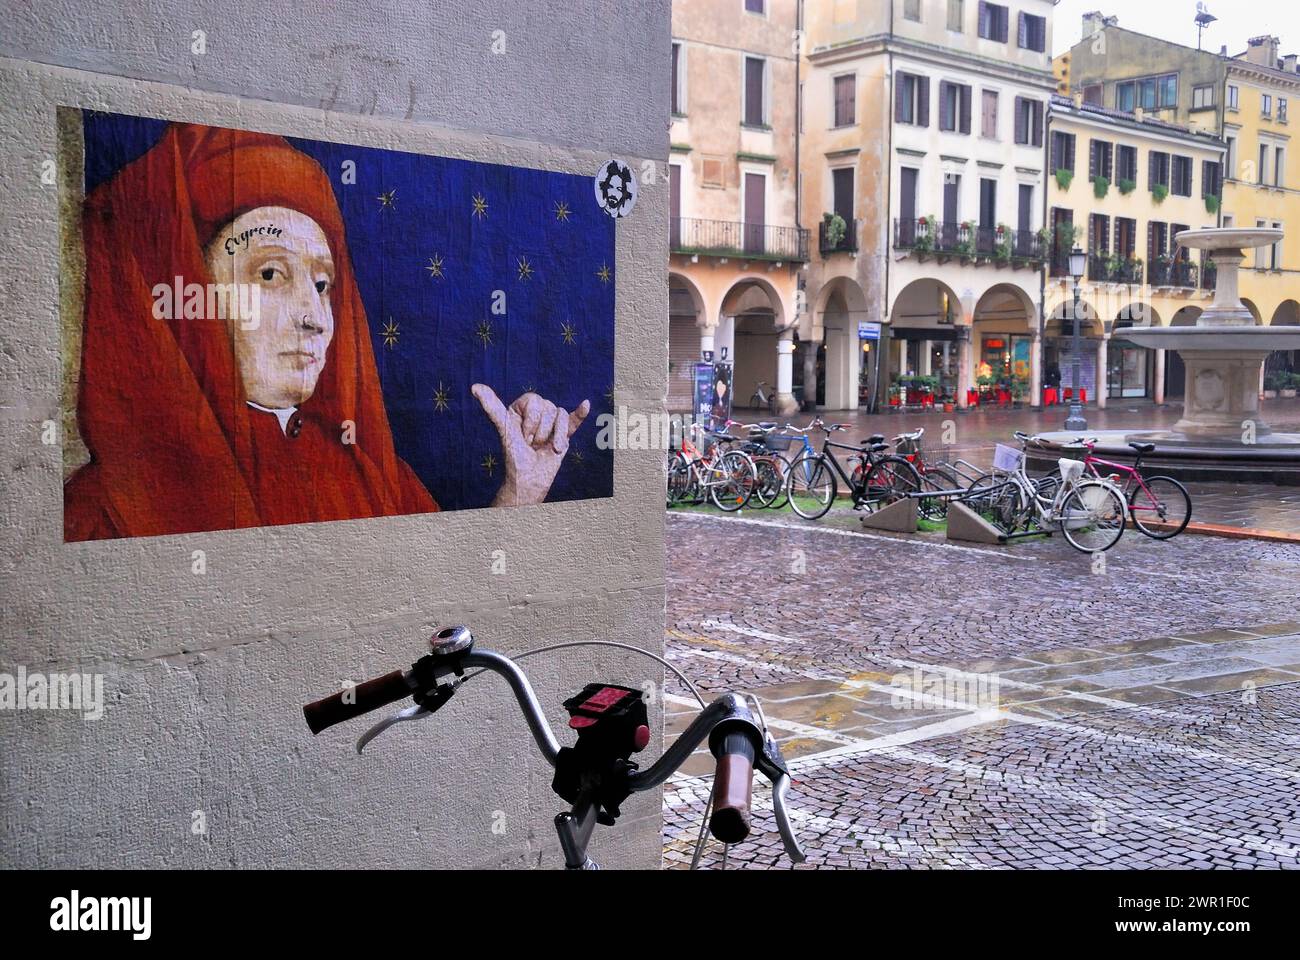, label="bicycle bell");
[429,625,474,657]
